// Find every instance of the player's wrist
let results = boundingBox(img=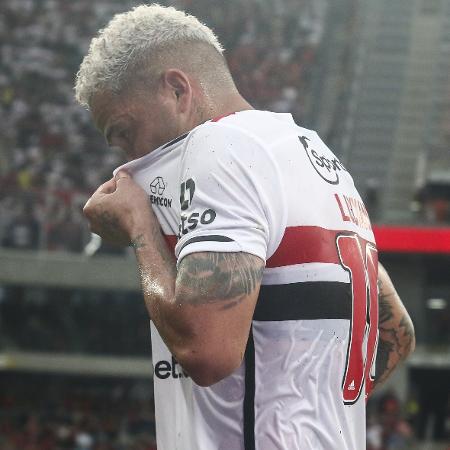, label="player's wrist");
[128,222,151,249]
[128,209,161,251]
